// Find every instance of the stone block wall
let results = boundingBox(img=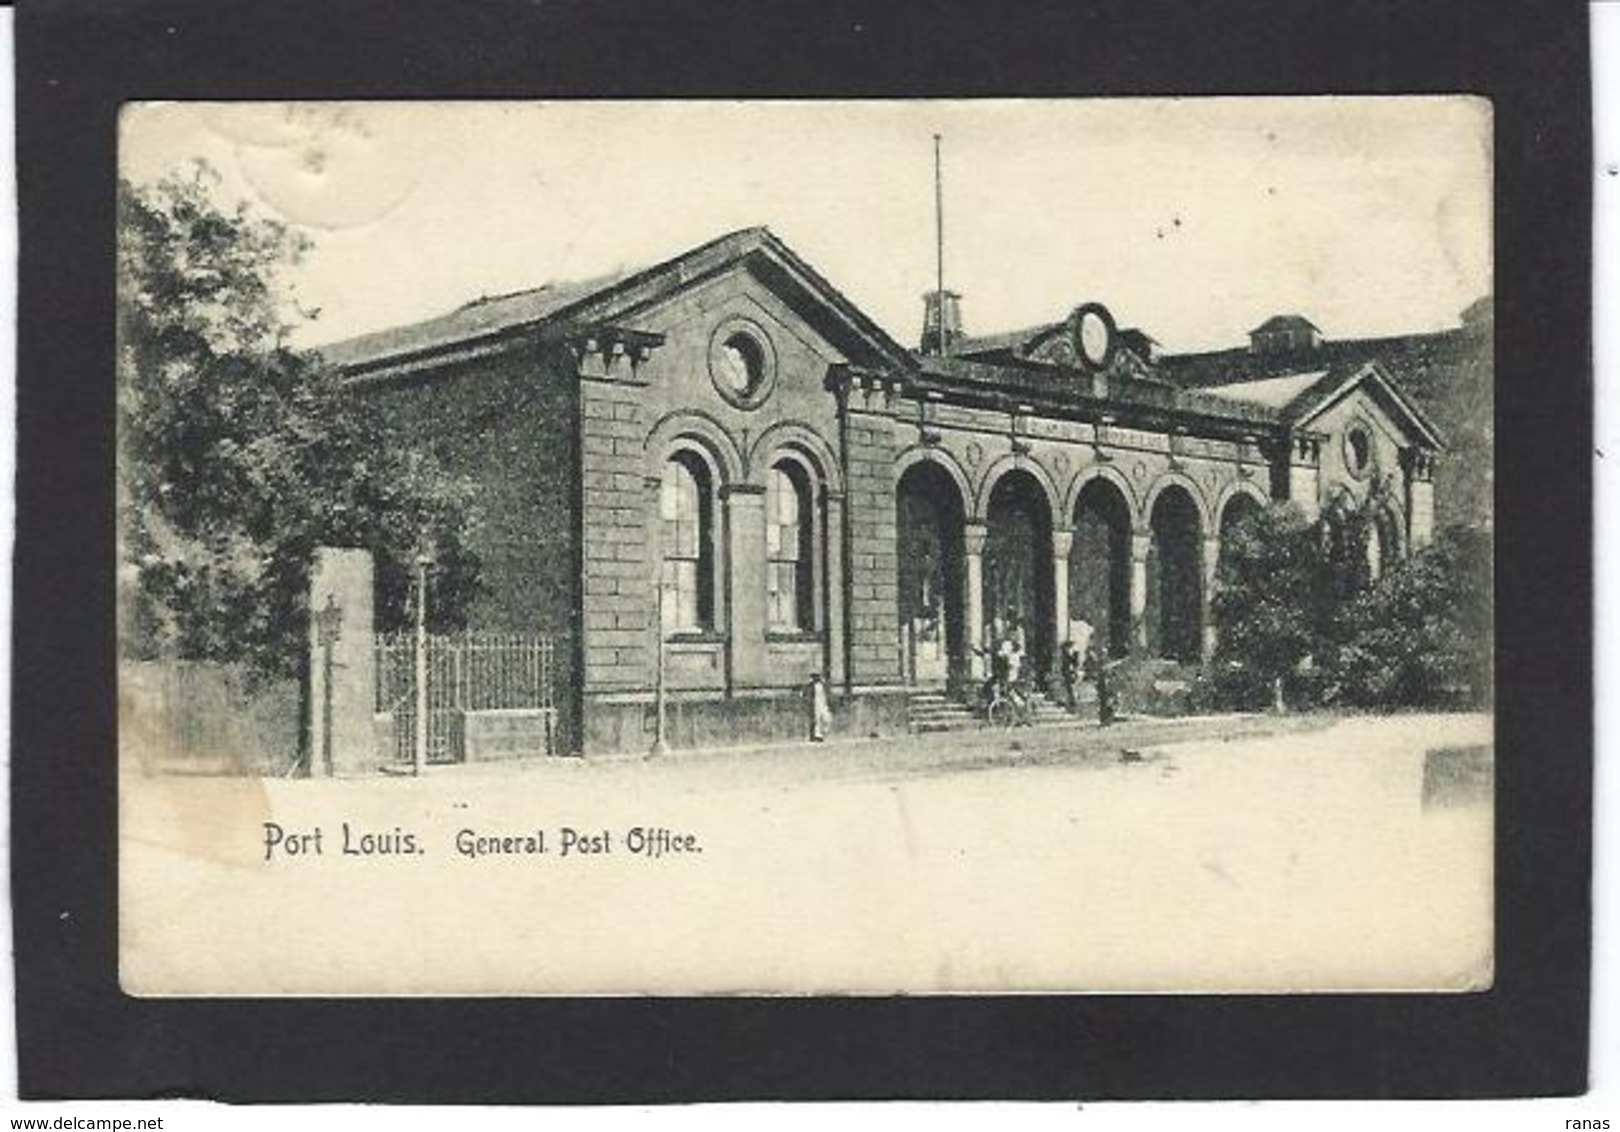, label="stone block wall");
[843,405,901,686]
[578,378,653,696]
[357,341,583,752]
